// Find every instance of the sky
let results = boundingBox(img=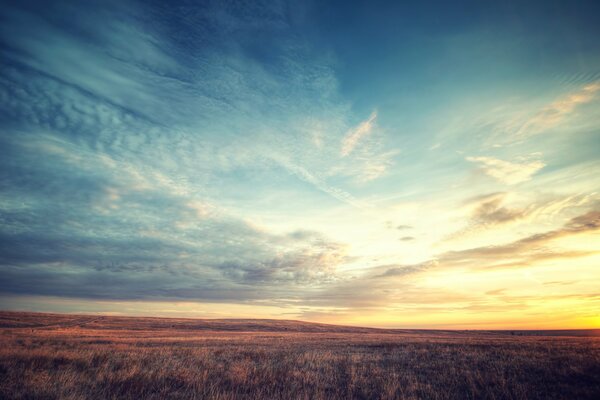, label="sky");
[0,0,599,329]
